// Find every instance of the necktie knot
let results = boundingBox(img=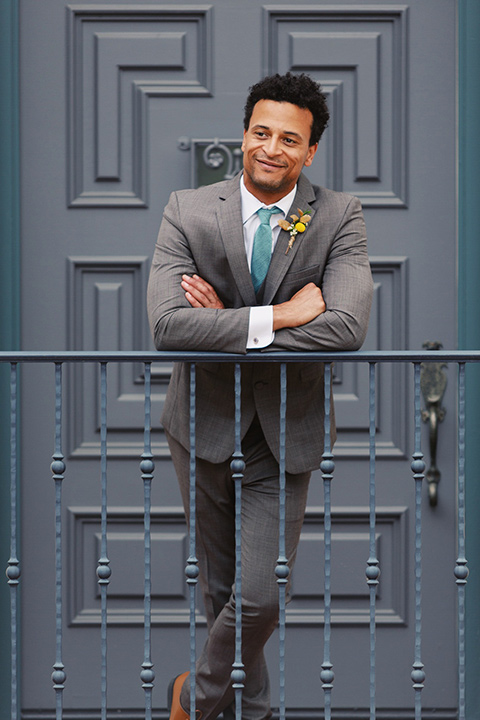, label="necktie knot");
[250,207,281,293]
[257,206,279,225]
